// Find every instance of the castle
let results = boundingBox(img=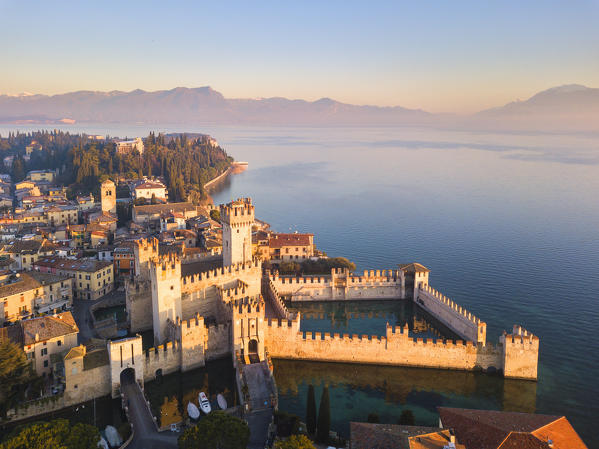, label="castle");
[100,197,538,399]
